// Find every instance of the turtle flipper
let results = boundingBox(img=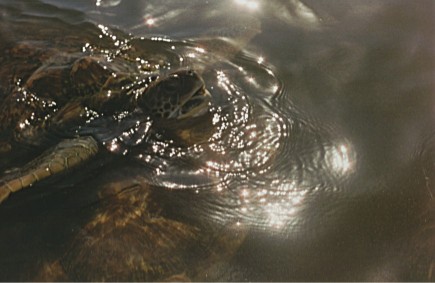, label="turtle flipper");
[0,136,98,204]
